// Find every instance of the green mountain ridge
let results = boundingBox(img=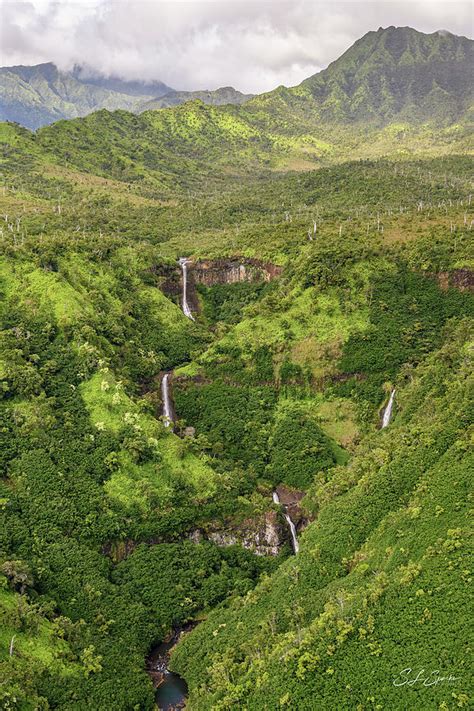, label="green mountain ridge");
[0,63,253,130]
[3,27,468,191]
[291,26,474,124]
